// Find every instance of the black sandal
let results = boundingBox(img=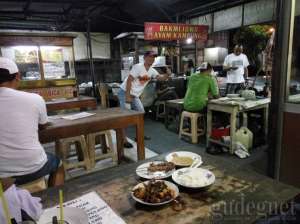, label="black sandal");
[124,142,133,148]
